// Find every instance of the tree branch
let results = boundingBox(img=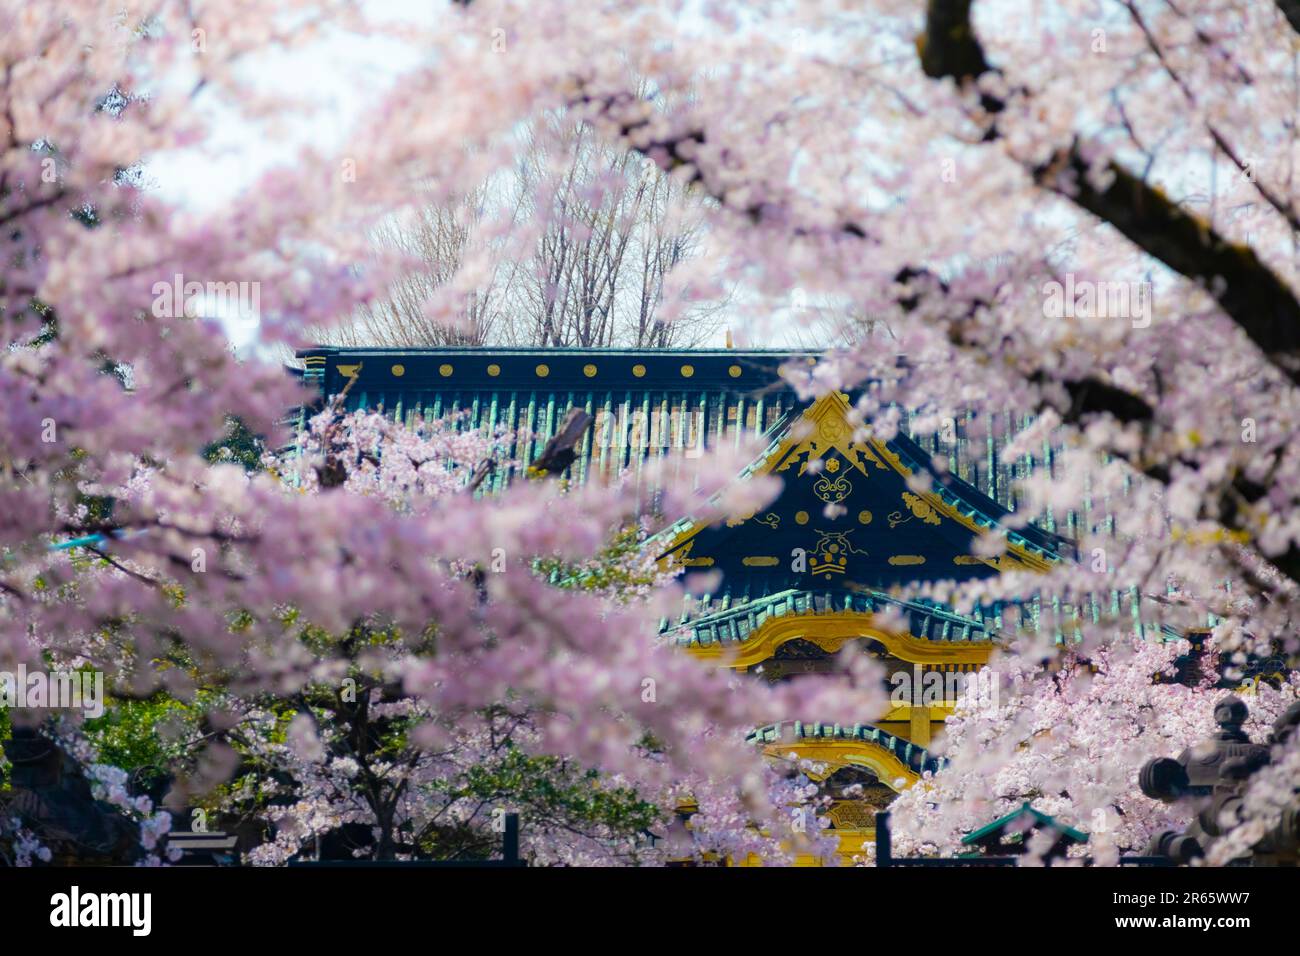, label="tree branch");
[1034,149,1300,381]
[1277,1,1300,34]
[921,0,1300,384]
